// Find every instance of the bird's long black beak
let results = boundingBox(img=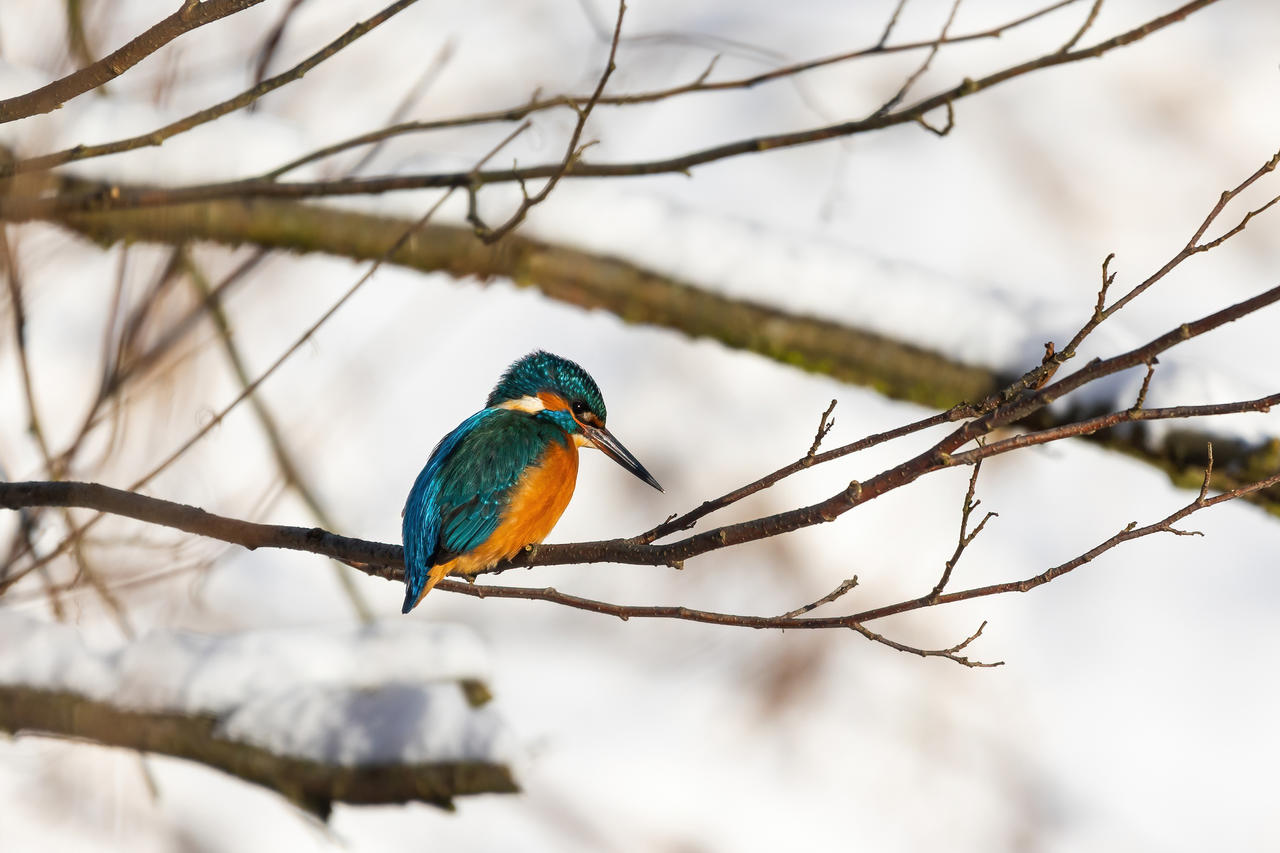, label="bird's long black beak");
[583,424,663,492]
